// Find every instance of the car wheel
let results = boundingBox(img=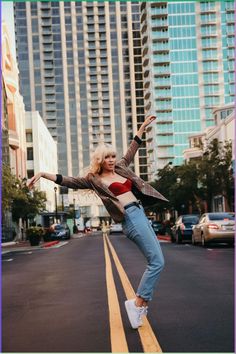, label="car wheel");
[201,234,207,247]
[176,230,182,244]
